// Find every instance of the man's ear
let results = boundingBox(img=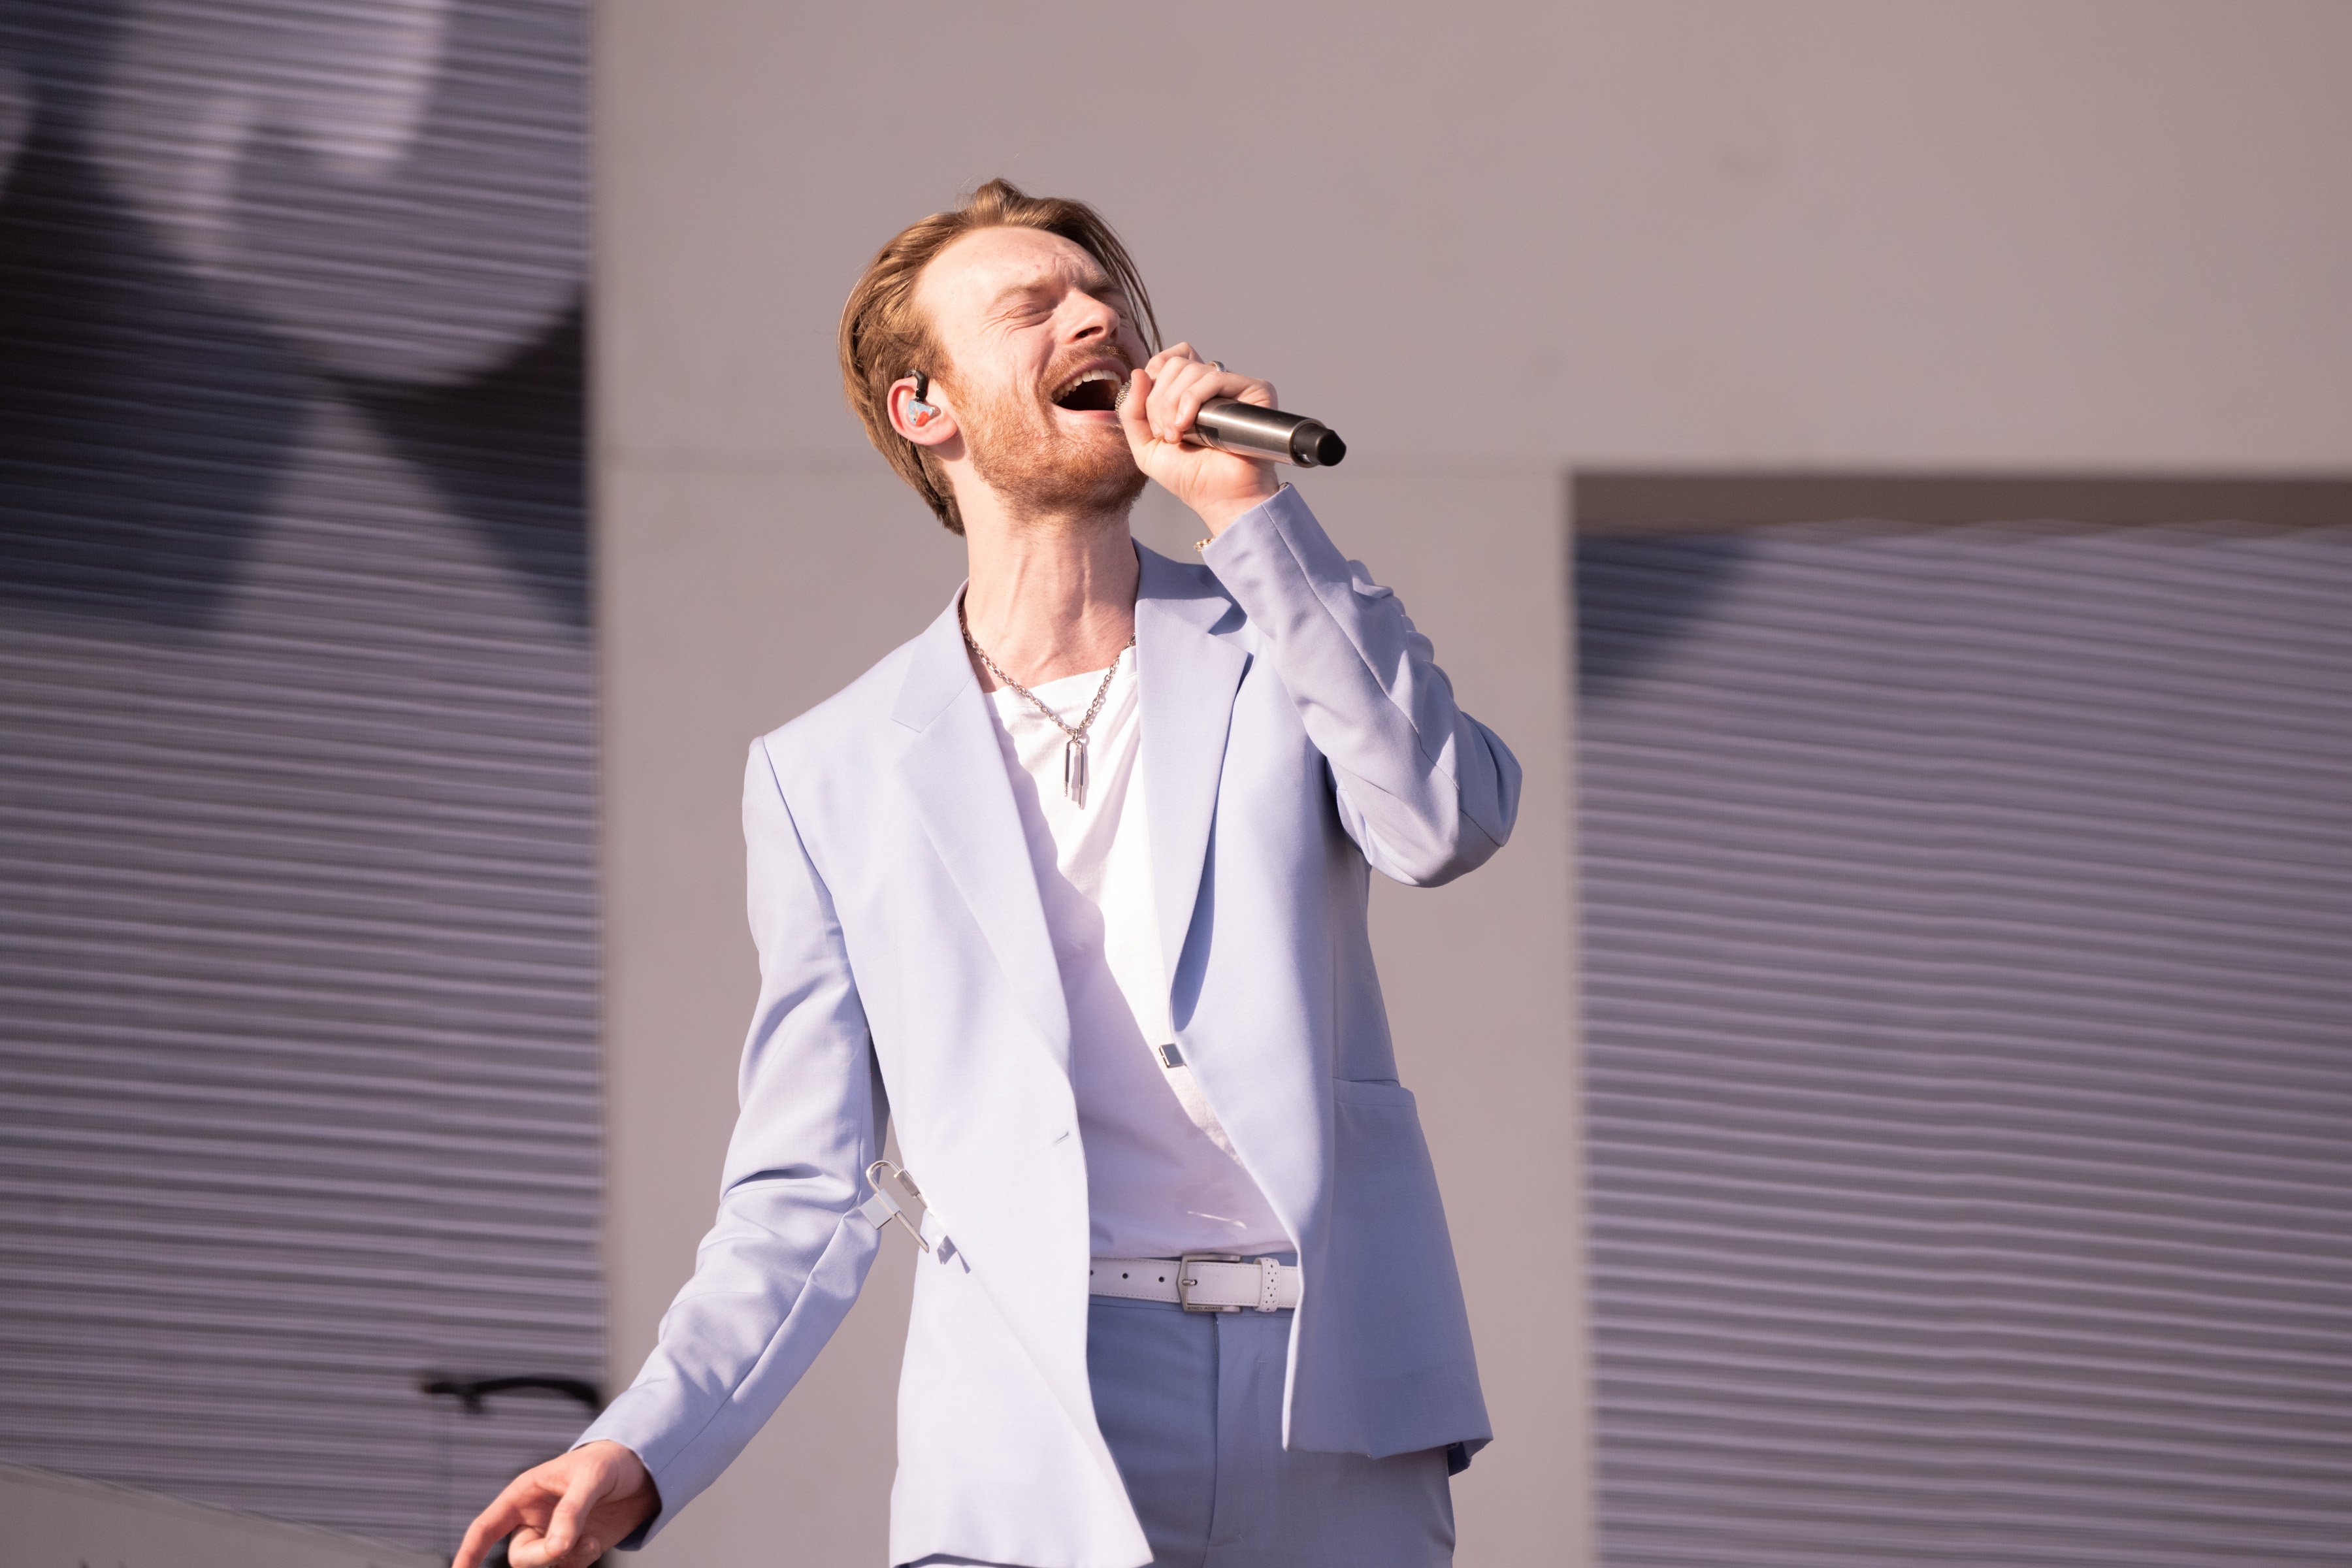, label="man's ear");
[888,375,958,448]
